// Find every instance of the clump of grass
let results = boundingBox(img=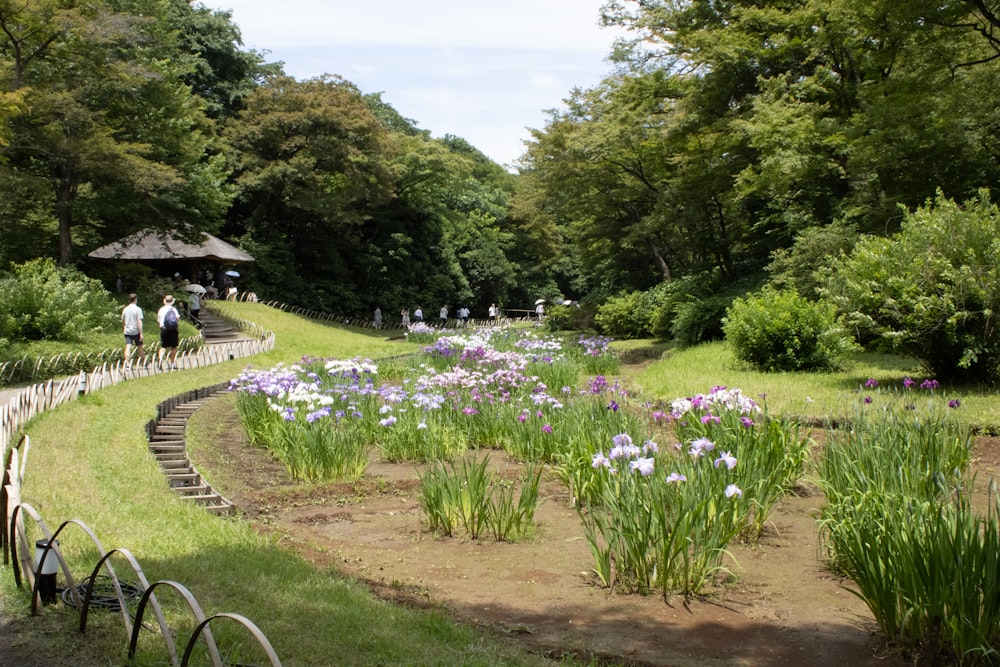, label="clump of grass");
[816,400,1000,663]
[418,455,543,542]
